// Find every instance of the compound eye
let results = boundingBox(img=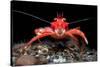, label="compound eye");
[63,18,66,21]
[54,18,57,21]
